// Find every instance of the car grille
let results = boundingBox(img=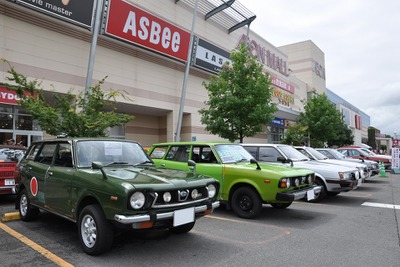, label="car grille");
[152,186,210,208]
